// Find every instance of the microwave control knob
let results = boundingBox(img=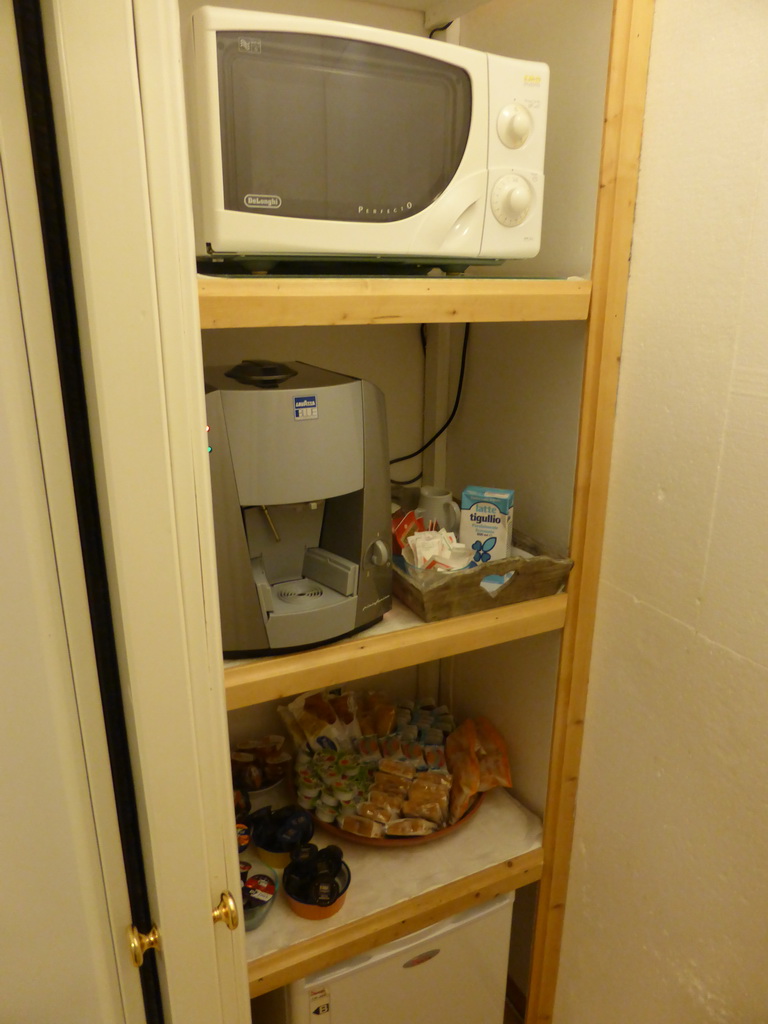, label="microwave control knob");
[366,539,390,567]
[491,174,533,227]
[497,104,533,149]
